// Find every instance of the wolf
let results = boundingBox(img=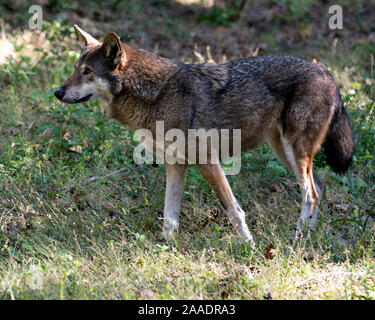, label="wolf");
[54,25,354,245]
